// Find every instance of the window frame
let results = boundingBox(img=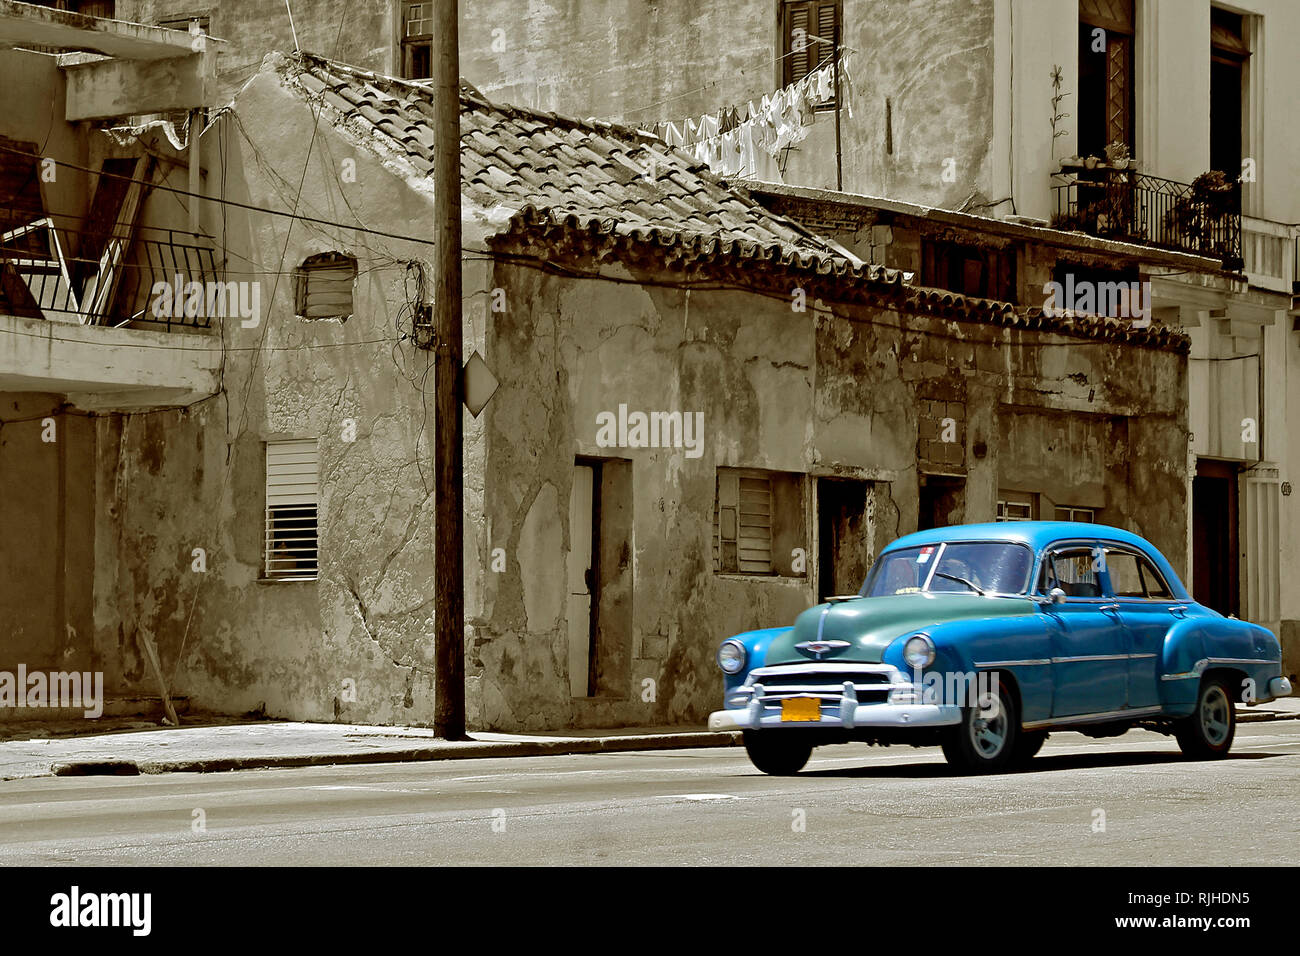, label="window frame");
[263,438,320,582]
[1100,542,1175,601]
[779,0,841,106]
[400,1,435,79]
[1077,0,1136,157]
[1035,540,1106,601]
[861,540,1036,598]
[996,493,1036,522]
